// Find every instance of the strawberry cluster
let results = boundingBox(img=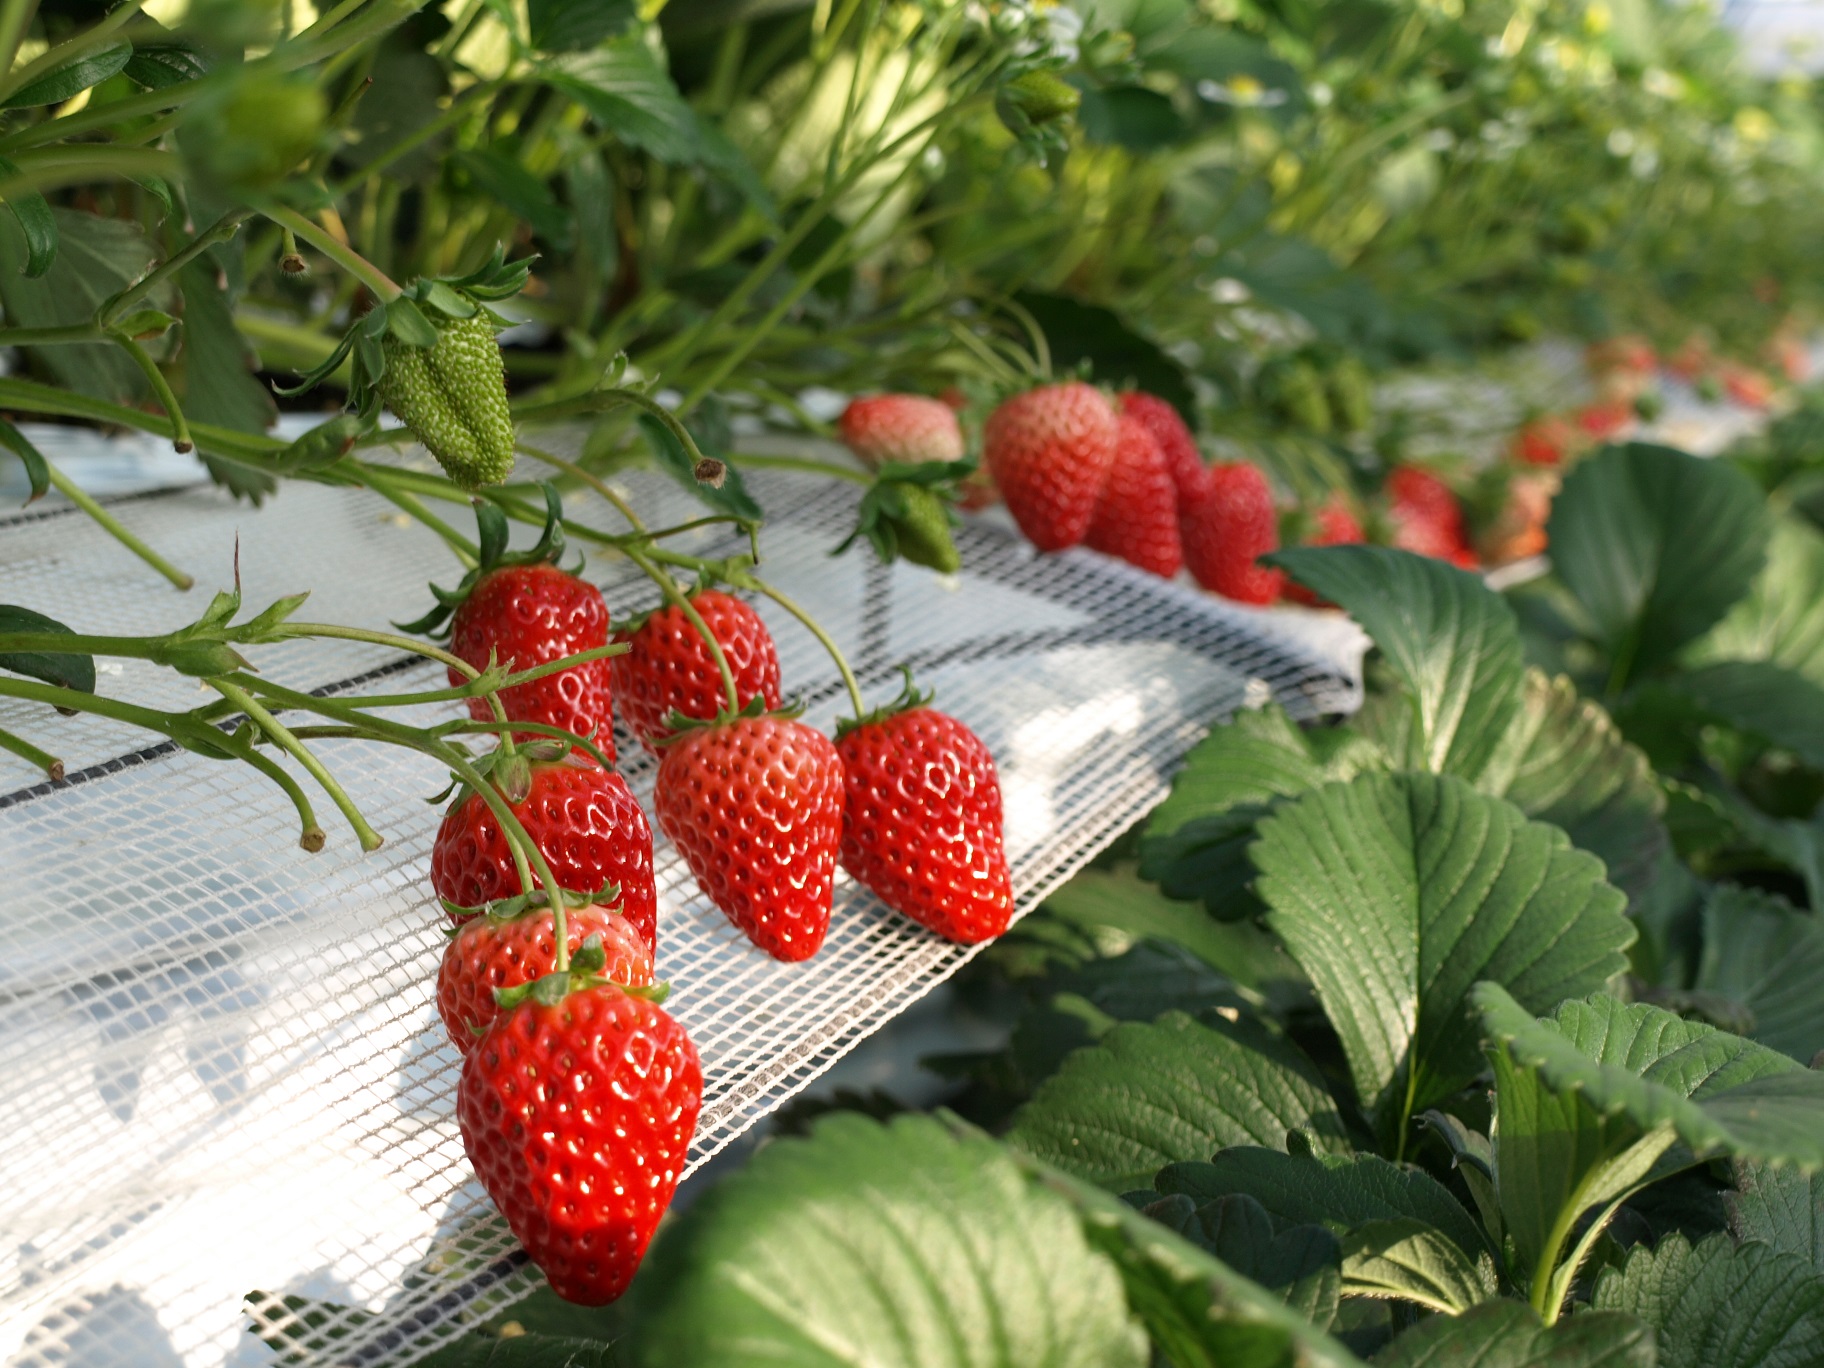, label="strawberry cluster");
[405,488,1015,1305]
